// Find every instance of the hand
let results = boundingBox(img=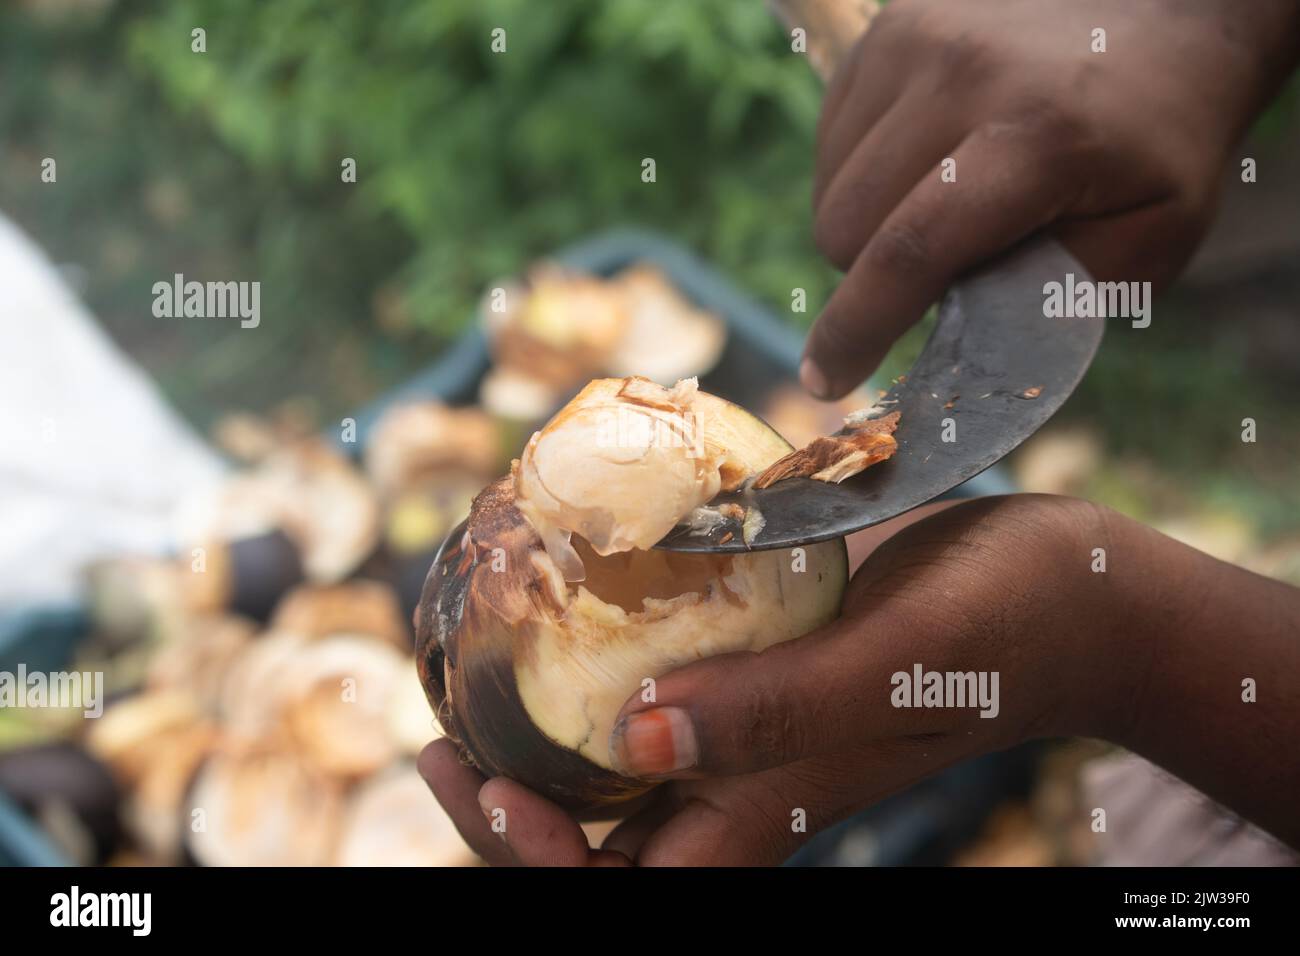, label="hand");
[801,0,1300,399]
[420,495,1134,865]
[421,492,1300,863]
